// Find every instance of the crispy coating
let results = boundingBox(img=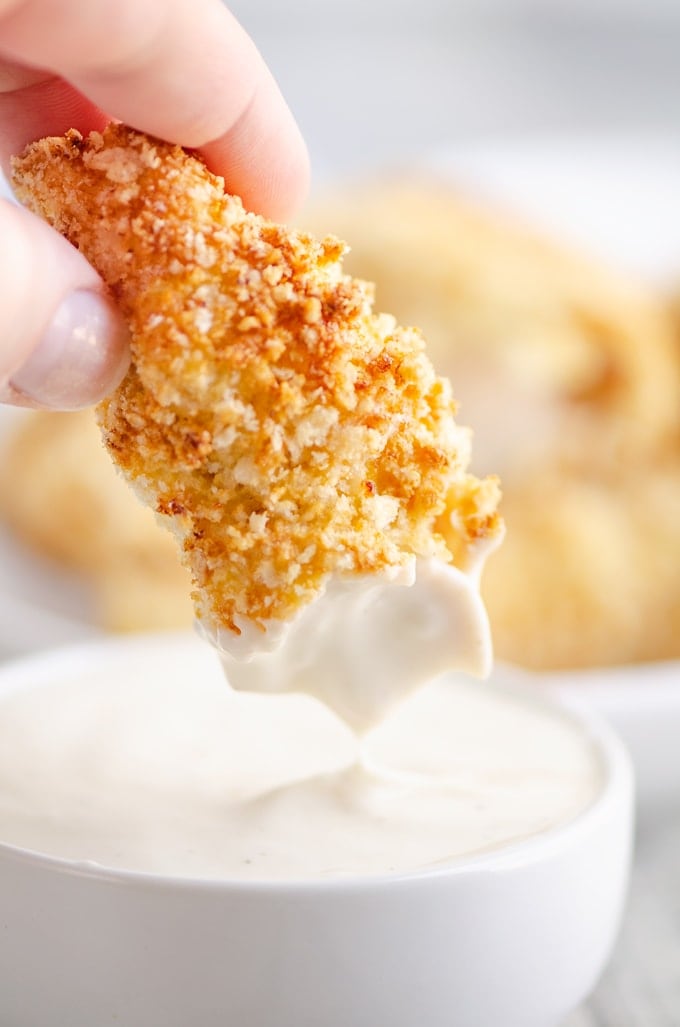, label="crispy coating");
[12,125,501,637]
